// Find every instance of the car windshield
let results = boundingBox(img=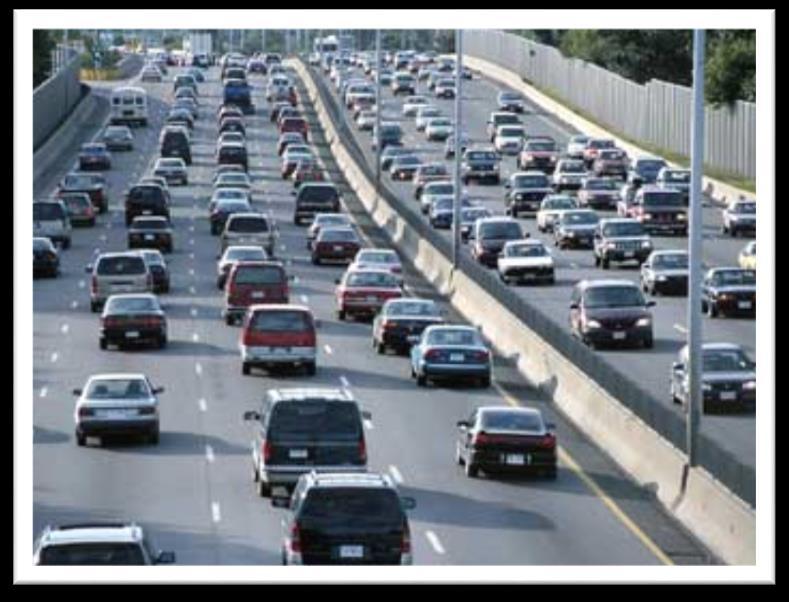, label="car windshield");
[234,265,284,285]
[82,144,105,153]
[636,160,667,174]
[513,175,549,188]
[298,488,402,527]
[132,219,168,230]
[702,350,754,373]
[584,286,645,308]
[347,272,398,288]
[33,239,53,251]
[481,410,544,431]
[500,127,524,138]
[387,301,438,317]
[733,202,756,214]
[301,186,339,203]
[96,256,146,275]
[507,244,548,258]
[430,119,452,127]
[33,204,64,221]
[250,310,310,332]
[63,174,98,188]
[382,147,409,158]
[315,216,349,227]
[560,162,586,173]
[480,222,522,239]
[358,252,397,264]
[220,148,246,159]
[526,141,556,152]
[219,175,248,185]
[225,248,266,262]
[427,329,481,346]
[107,297,159,313]
[87,378,151,399]
[395,156,421,166]
[664,171,690,183]
[269,402,361,442]
[562,211,598,225]
[420,109,440,117]
[158,159,183,168]
[425,183,454,195]
[105,127,129,137]
[653,254,688,269]
[571,136,590,144]
[229,217,268,233]
[380,126,402,136]
[38,543,146,565]
[599,150,625,160]
[586,179,619,191]
[543,197,577,210]
[420,165,447,176]
[712,270,755,286]
[603,222,646,237]
[467,151,498,162]
[642,192,684,207]
[590,140,615,149]
[320,229,357,242]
